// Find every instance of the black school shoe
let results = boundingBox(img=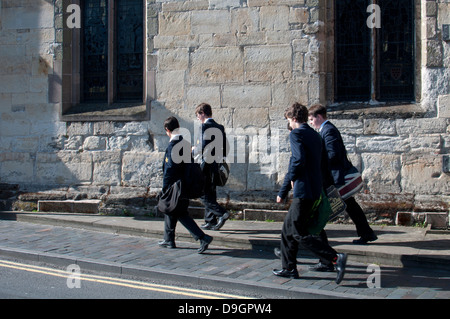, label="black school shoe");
[200,222,216,230]
[334,253,347,284]
[198,234,213,254]
[158,240,176,249]
[352,233,378,245]
[272,268,300,279]
[213,212,230,230]
[309,262,335,272]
